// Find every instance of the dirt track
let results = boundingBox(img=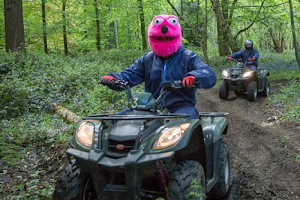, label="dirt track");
[196,81,300,200]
